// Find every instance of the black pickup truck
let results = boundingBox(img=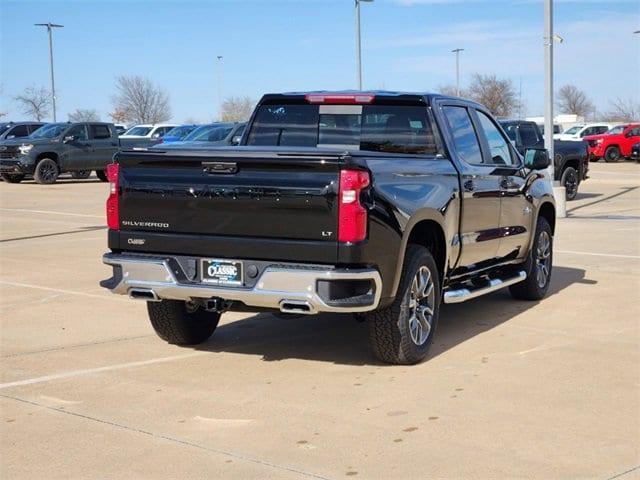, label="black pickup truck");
[499,120,588,200]
[101,92,556,365]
